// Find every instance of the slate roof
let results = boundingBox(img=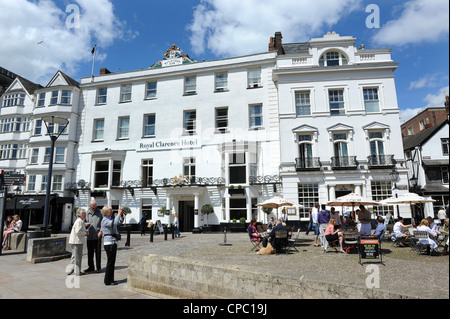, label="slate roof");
[282,42,310,55]
[402,120,449,151]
